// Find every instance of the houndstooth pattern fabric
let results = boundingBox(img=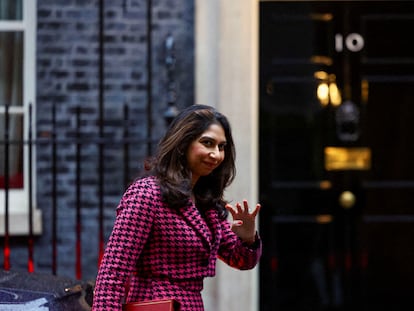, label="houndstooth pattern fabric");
[92,176,262,311]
